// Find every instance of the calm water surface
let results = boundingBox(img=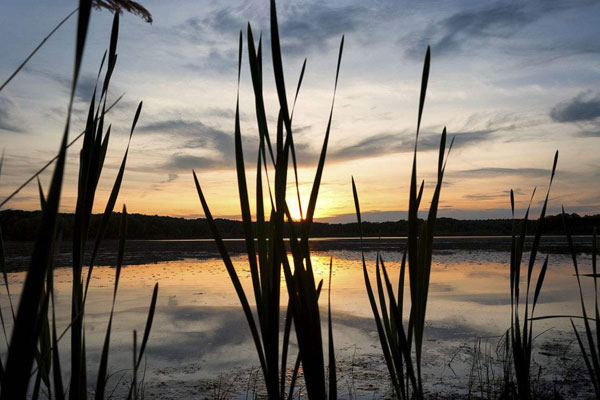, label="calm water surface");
[0,240,594,397]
